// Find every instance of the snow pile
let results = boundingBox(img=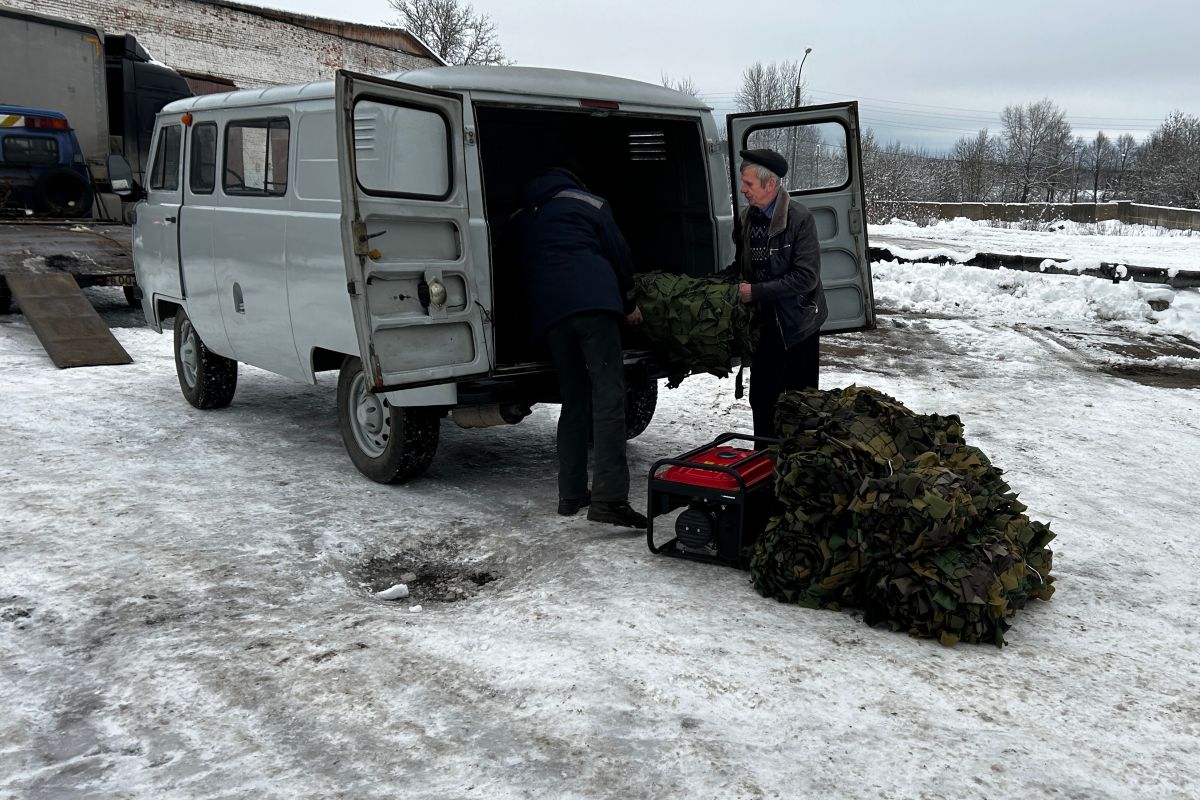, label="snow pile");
[876,260,1181,324]
[873,217,1200,272]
